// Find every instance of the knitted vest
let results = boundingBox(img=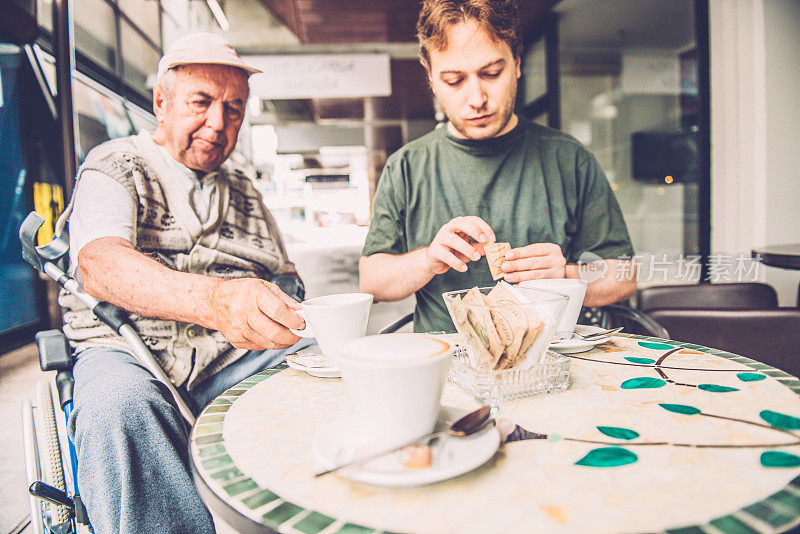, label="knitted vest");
[58,132,294,389]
